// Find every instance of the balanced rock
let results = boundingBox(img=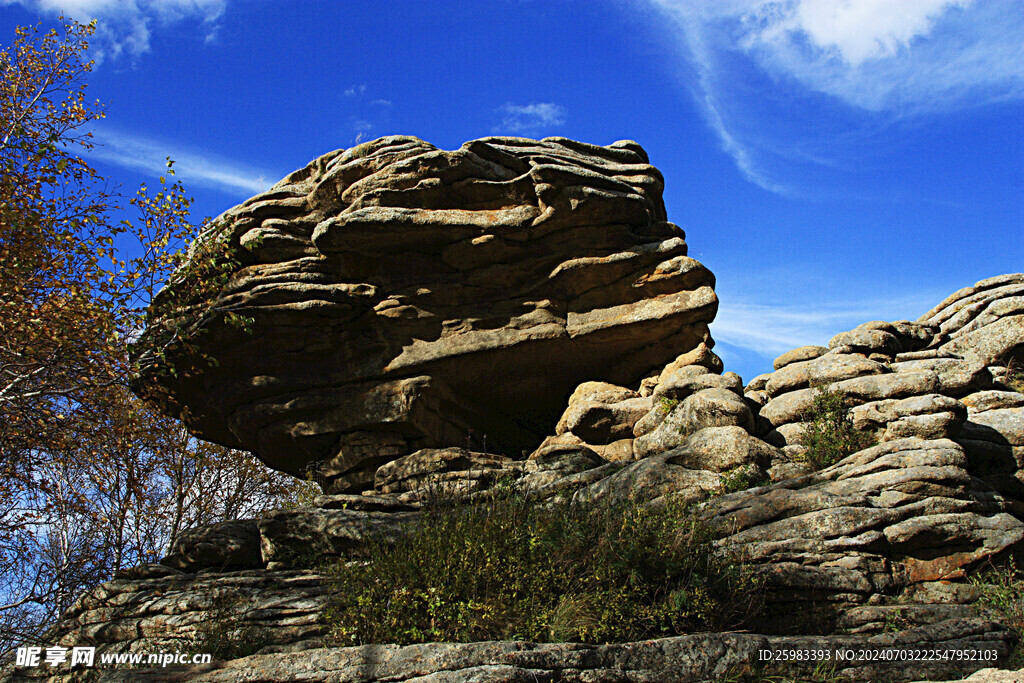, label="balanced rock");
[130,136,718,492]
